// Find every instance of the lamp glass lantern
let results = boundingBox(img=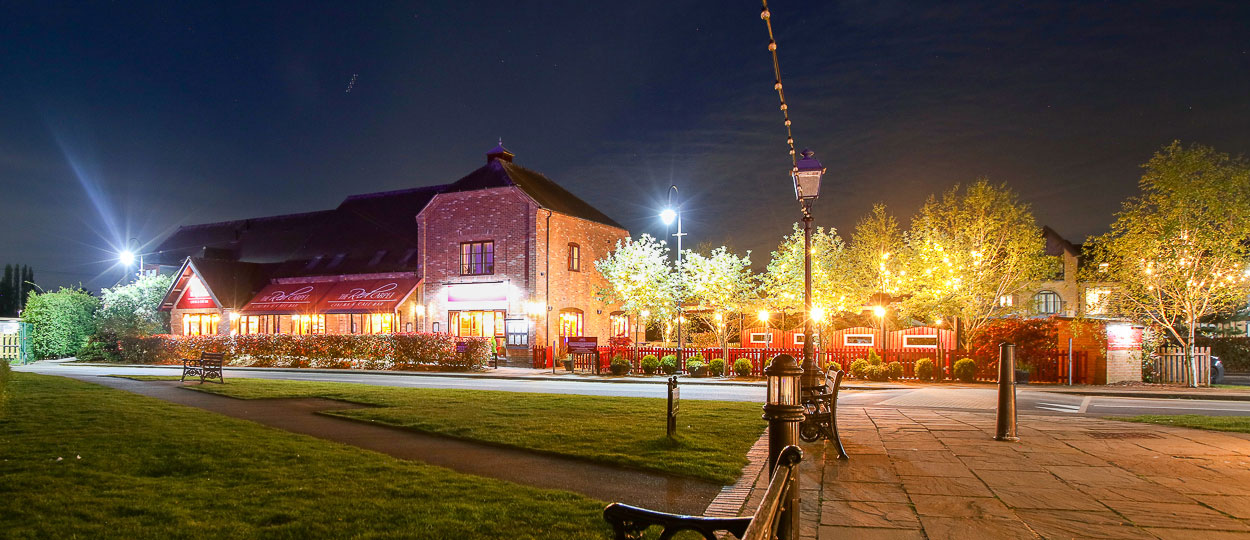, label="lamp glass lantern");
[764,354,803,406]
[791,149,825,201]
